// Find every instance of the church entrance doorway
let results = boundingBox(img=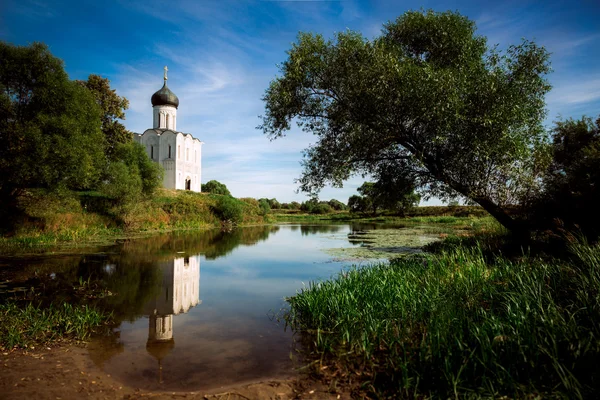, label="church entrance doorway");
[185,178,191,191]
